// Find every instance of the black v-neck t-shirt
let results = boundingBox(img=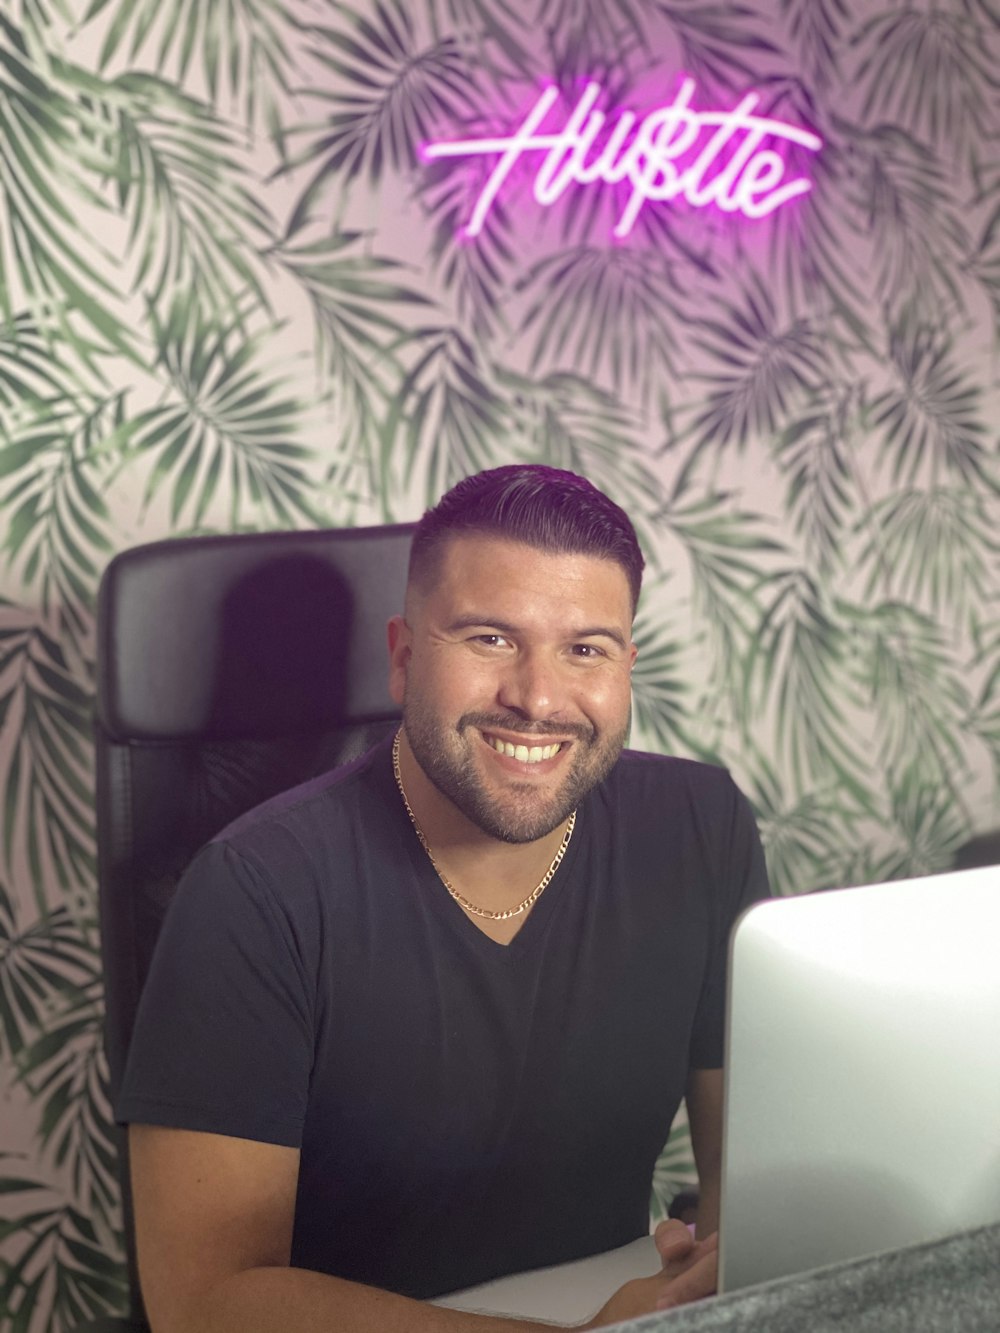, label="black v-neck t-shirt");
[118,734,769,1297]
